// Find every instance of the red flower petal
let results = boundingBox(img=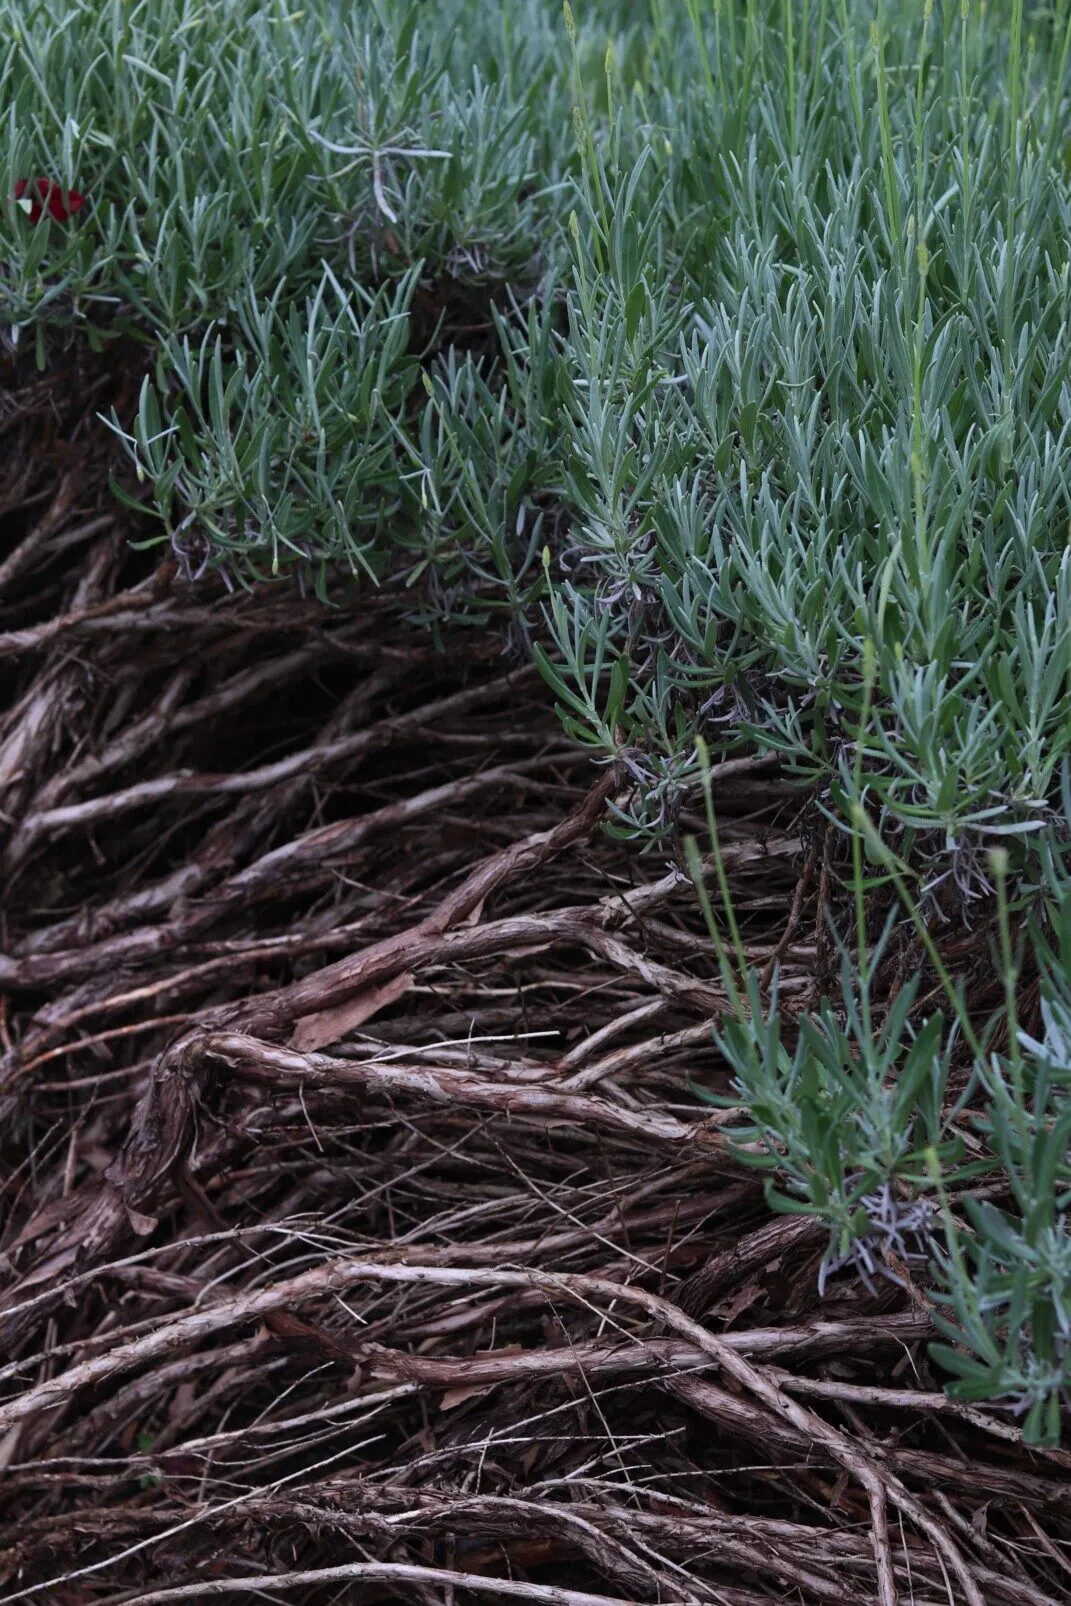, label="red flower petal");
[13,176,85,224]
